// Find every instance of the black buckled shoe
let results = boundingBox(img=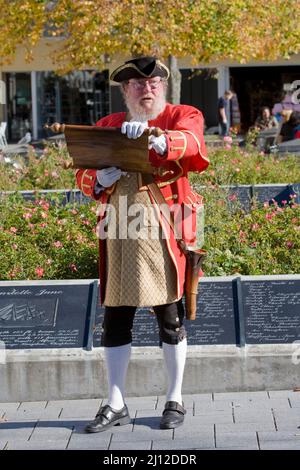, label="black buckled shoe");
[160,401,186,429]
[85,404,131,433]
